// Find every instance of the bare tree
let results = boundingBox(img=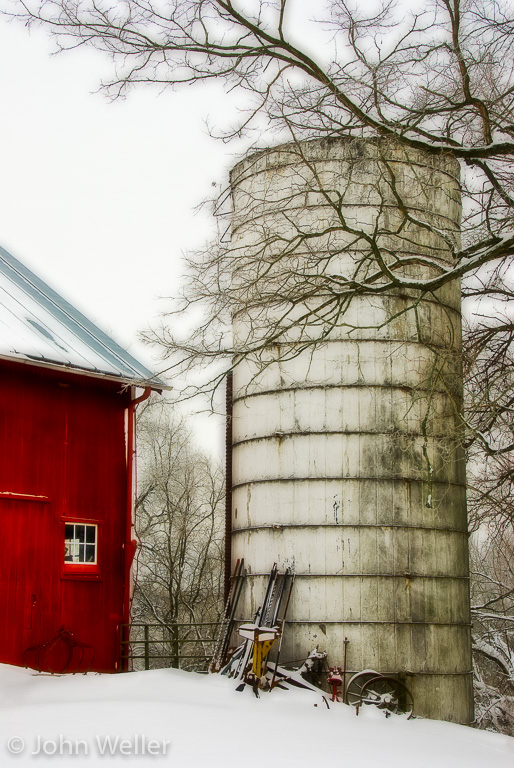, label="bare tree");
[465,318,514,538]
[470,535,514,734]
[8,0,513,394]
[132,398,224,670]
[465,319,514,734]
